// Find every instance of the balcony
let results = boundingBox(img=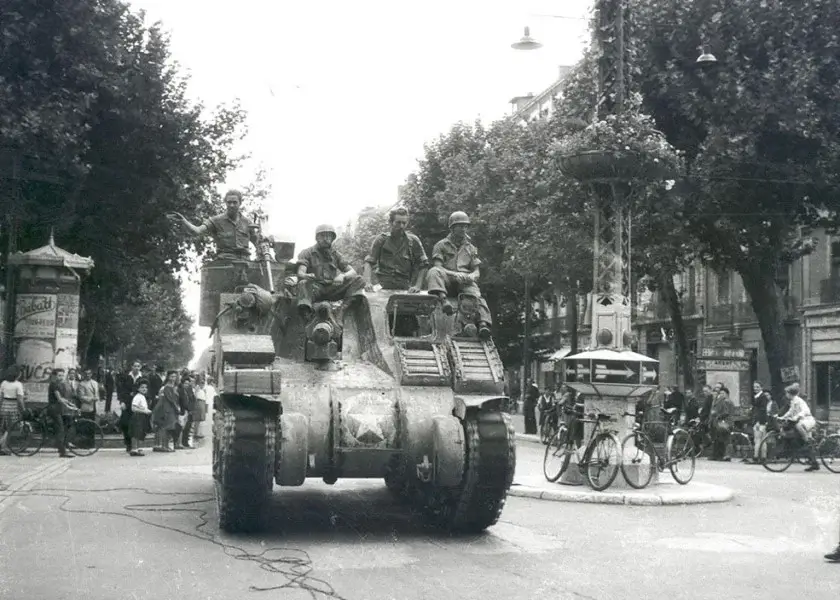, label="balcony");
[633,296,700,324]
[707,296,800,327]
